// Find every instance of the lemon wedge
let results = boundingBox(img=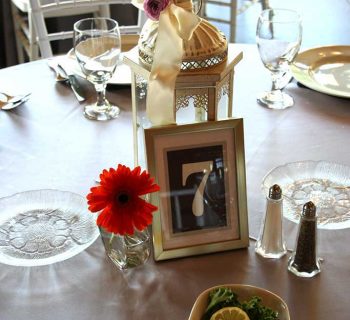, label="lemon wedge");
[210,307,250,320]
